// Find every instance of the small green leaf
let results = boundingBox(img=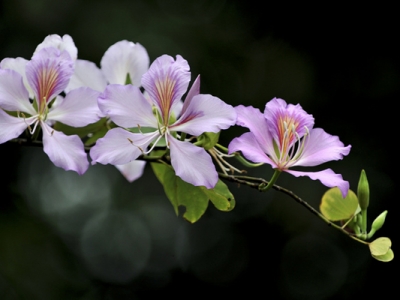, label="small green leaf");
[151,163,235,223]
[369,237,392,256]
[320,187,359,221]
[372,248,394,262]
[197,132,220,150]
[53,118,109,139]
